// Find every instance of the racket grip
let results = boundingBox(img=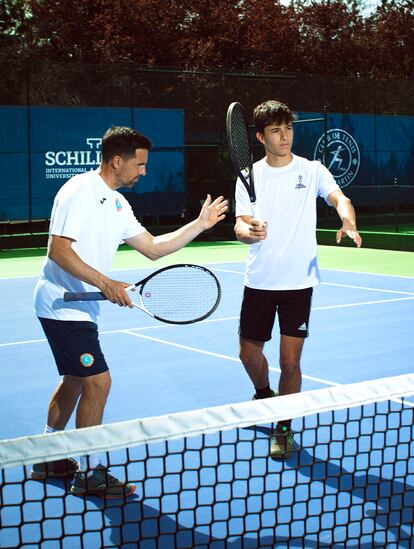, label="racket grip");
[63,291,106,302]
